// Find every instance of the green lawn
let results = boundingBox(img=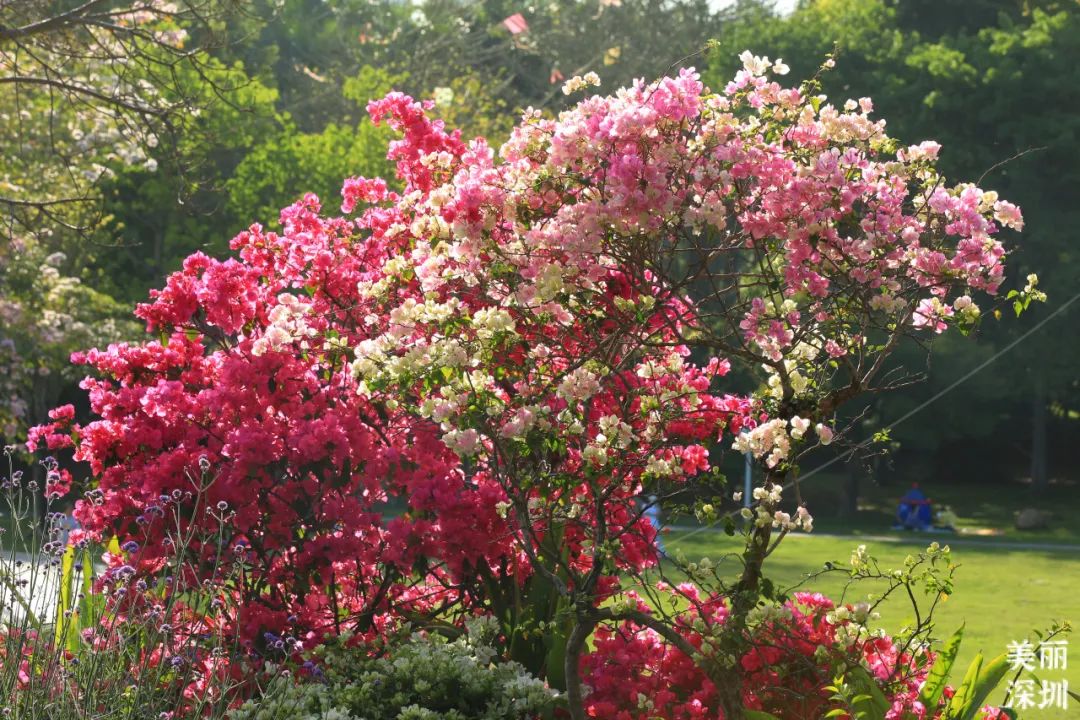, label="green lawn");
[667,529,1078,719]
